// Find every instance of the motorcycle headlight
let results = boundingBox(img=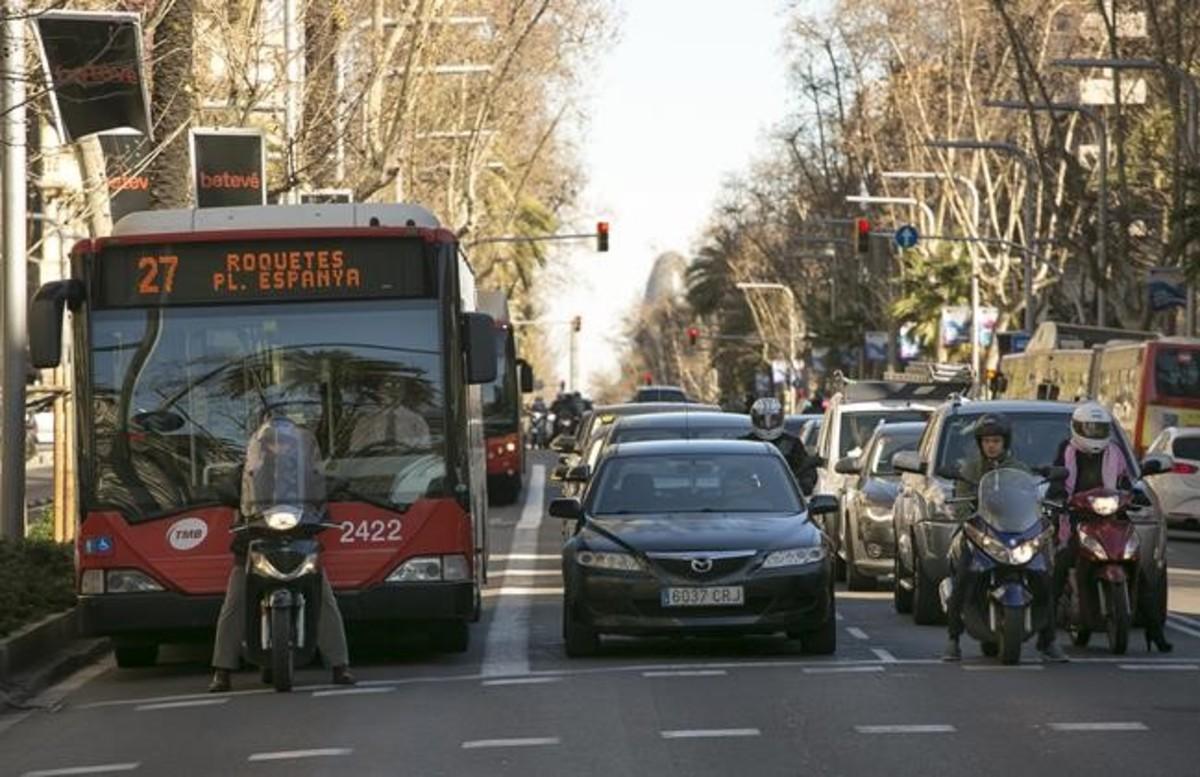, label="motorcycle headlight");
[1079,532,1108,561]
[1089,495,1120,517]
[1122,532,1141,559]
[762,546,826,569]
[249,551,318,581]
[966,525,1041,565]
[548,413,557,421]
[264,507,301,531]
[575,550,643,572]
[1007,539,1039,565]
[104,569,165,593]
